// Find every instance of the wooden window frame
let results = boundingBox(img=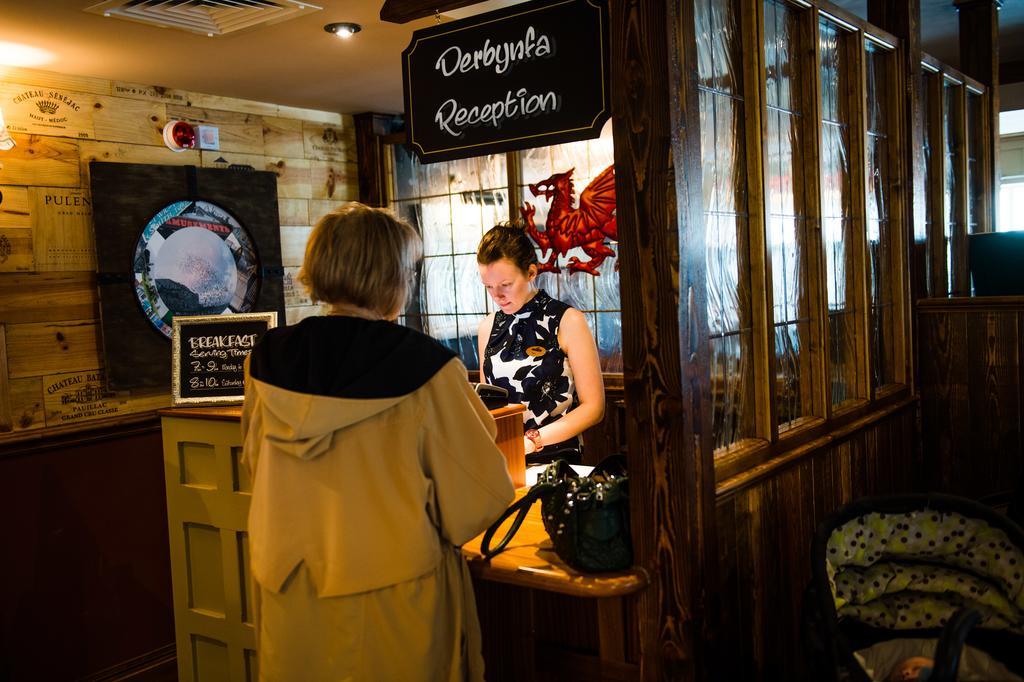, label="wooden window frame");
[715,0,914,480]
[863,36,911,393]
[920,54,989,298]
